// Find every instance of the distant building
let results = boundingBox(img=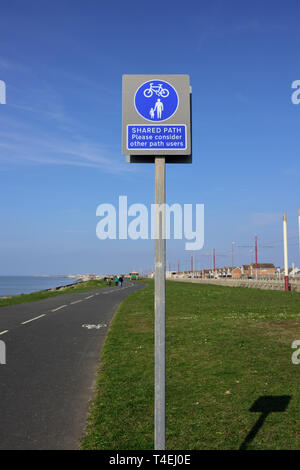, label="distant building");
[232,264,276,279]
[167,263,277,281]
[232,267,242,279]
[289,267,300,278]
